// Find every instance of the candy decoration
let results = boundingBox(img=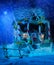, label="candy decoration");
[39,25,41,41]
[48,22,50,40]
[38,21,43,25]
[24,18,28,21]
[18,21,22,24]
[17,25,21,42]
[27,23,29,33]
[41,16,45,20]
